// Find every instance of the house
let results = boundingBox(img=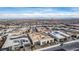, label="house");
[36,27,50,34]
[29,32,54,46]
[56,31,71,41]
[2,34,31,51]
[49,31,66,42]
